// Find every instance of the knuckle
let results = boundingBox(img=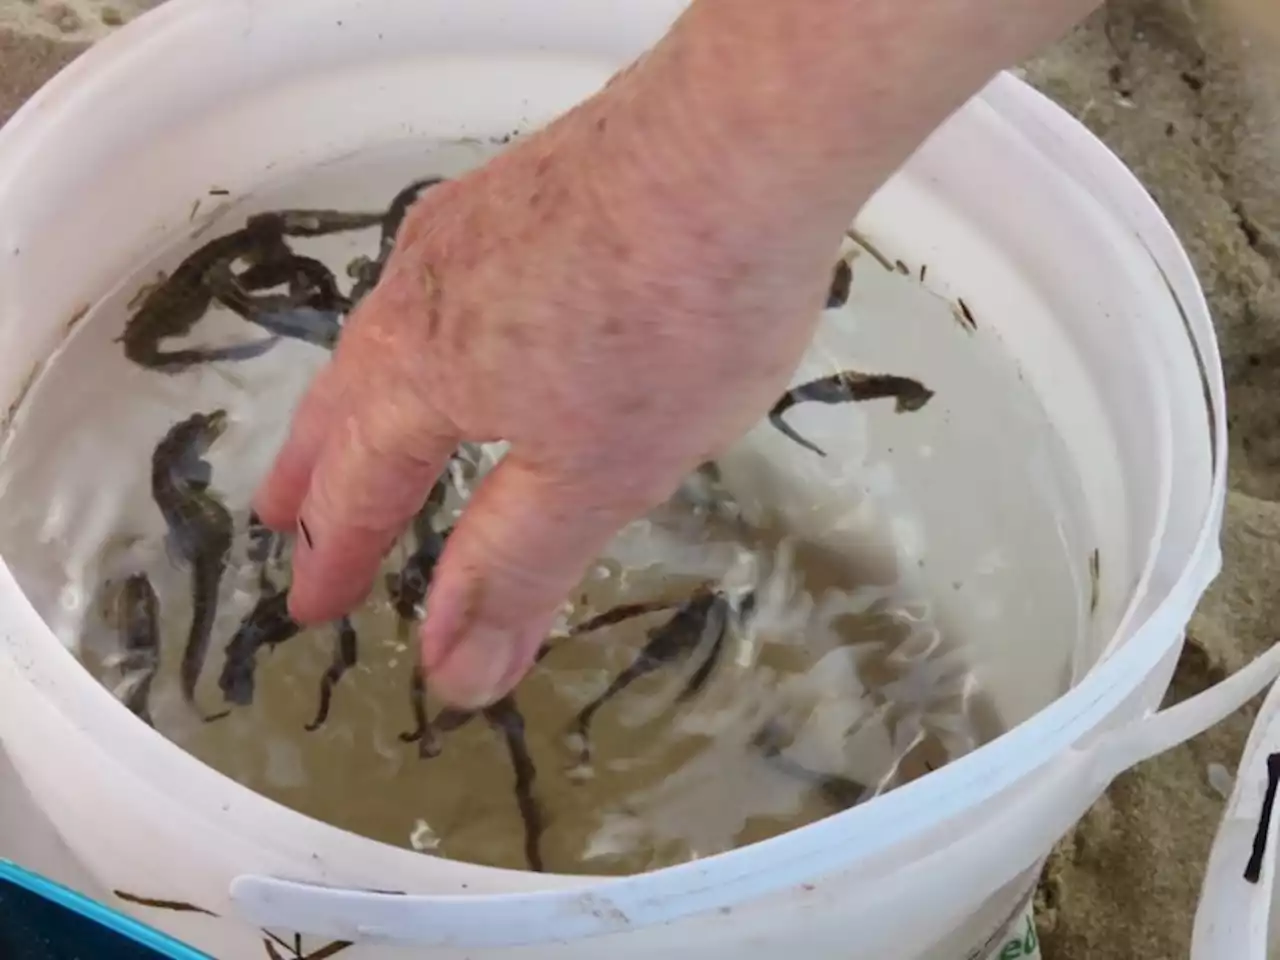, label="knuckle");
[349,394,450,471]
[306,435,422,535]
